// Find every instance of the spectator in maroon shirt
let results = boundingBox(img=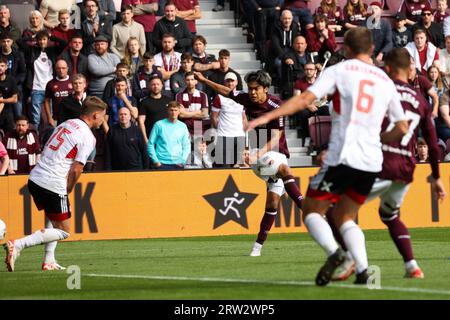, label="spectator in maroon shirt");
[306,14,337,63]
[343,0,368,30]
[316,0,344,33]
[173,0,202,34]
[399,0,430,26]
[58,34,89,77]
[175,71,208,136]
[44,59,72,128]
[2,115,41,174]
[51,10,77,45]
[434,0,449,24]
[21,10,49,48]
[293,62,329,140]
[405,28,439,76]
